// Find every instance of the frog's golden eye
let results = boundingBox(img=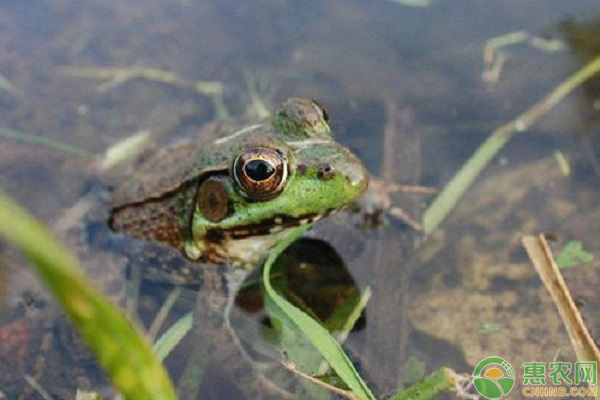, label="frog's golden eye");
[233,147,288,200]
